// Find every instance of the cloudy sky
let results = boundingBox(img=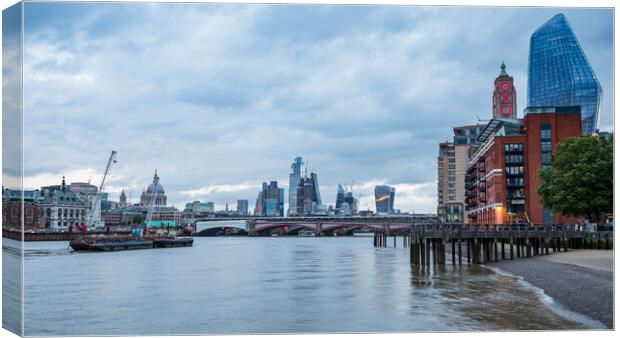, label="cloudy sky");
[16,2,613,213]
